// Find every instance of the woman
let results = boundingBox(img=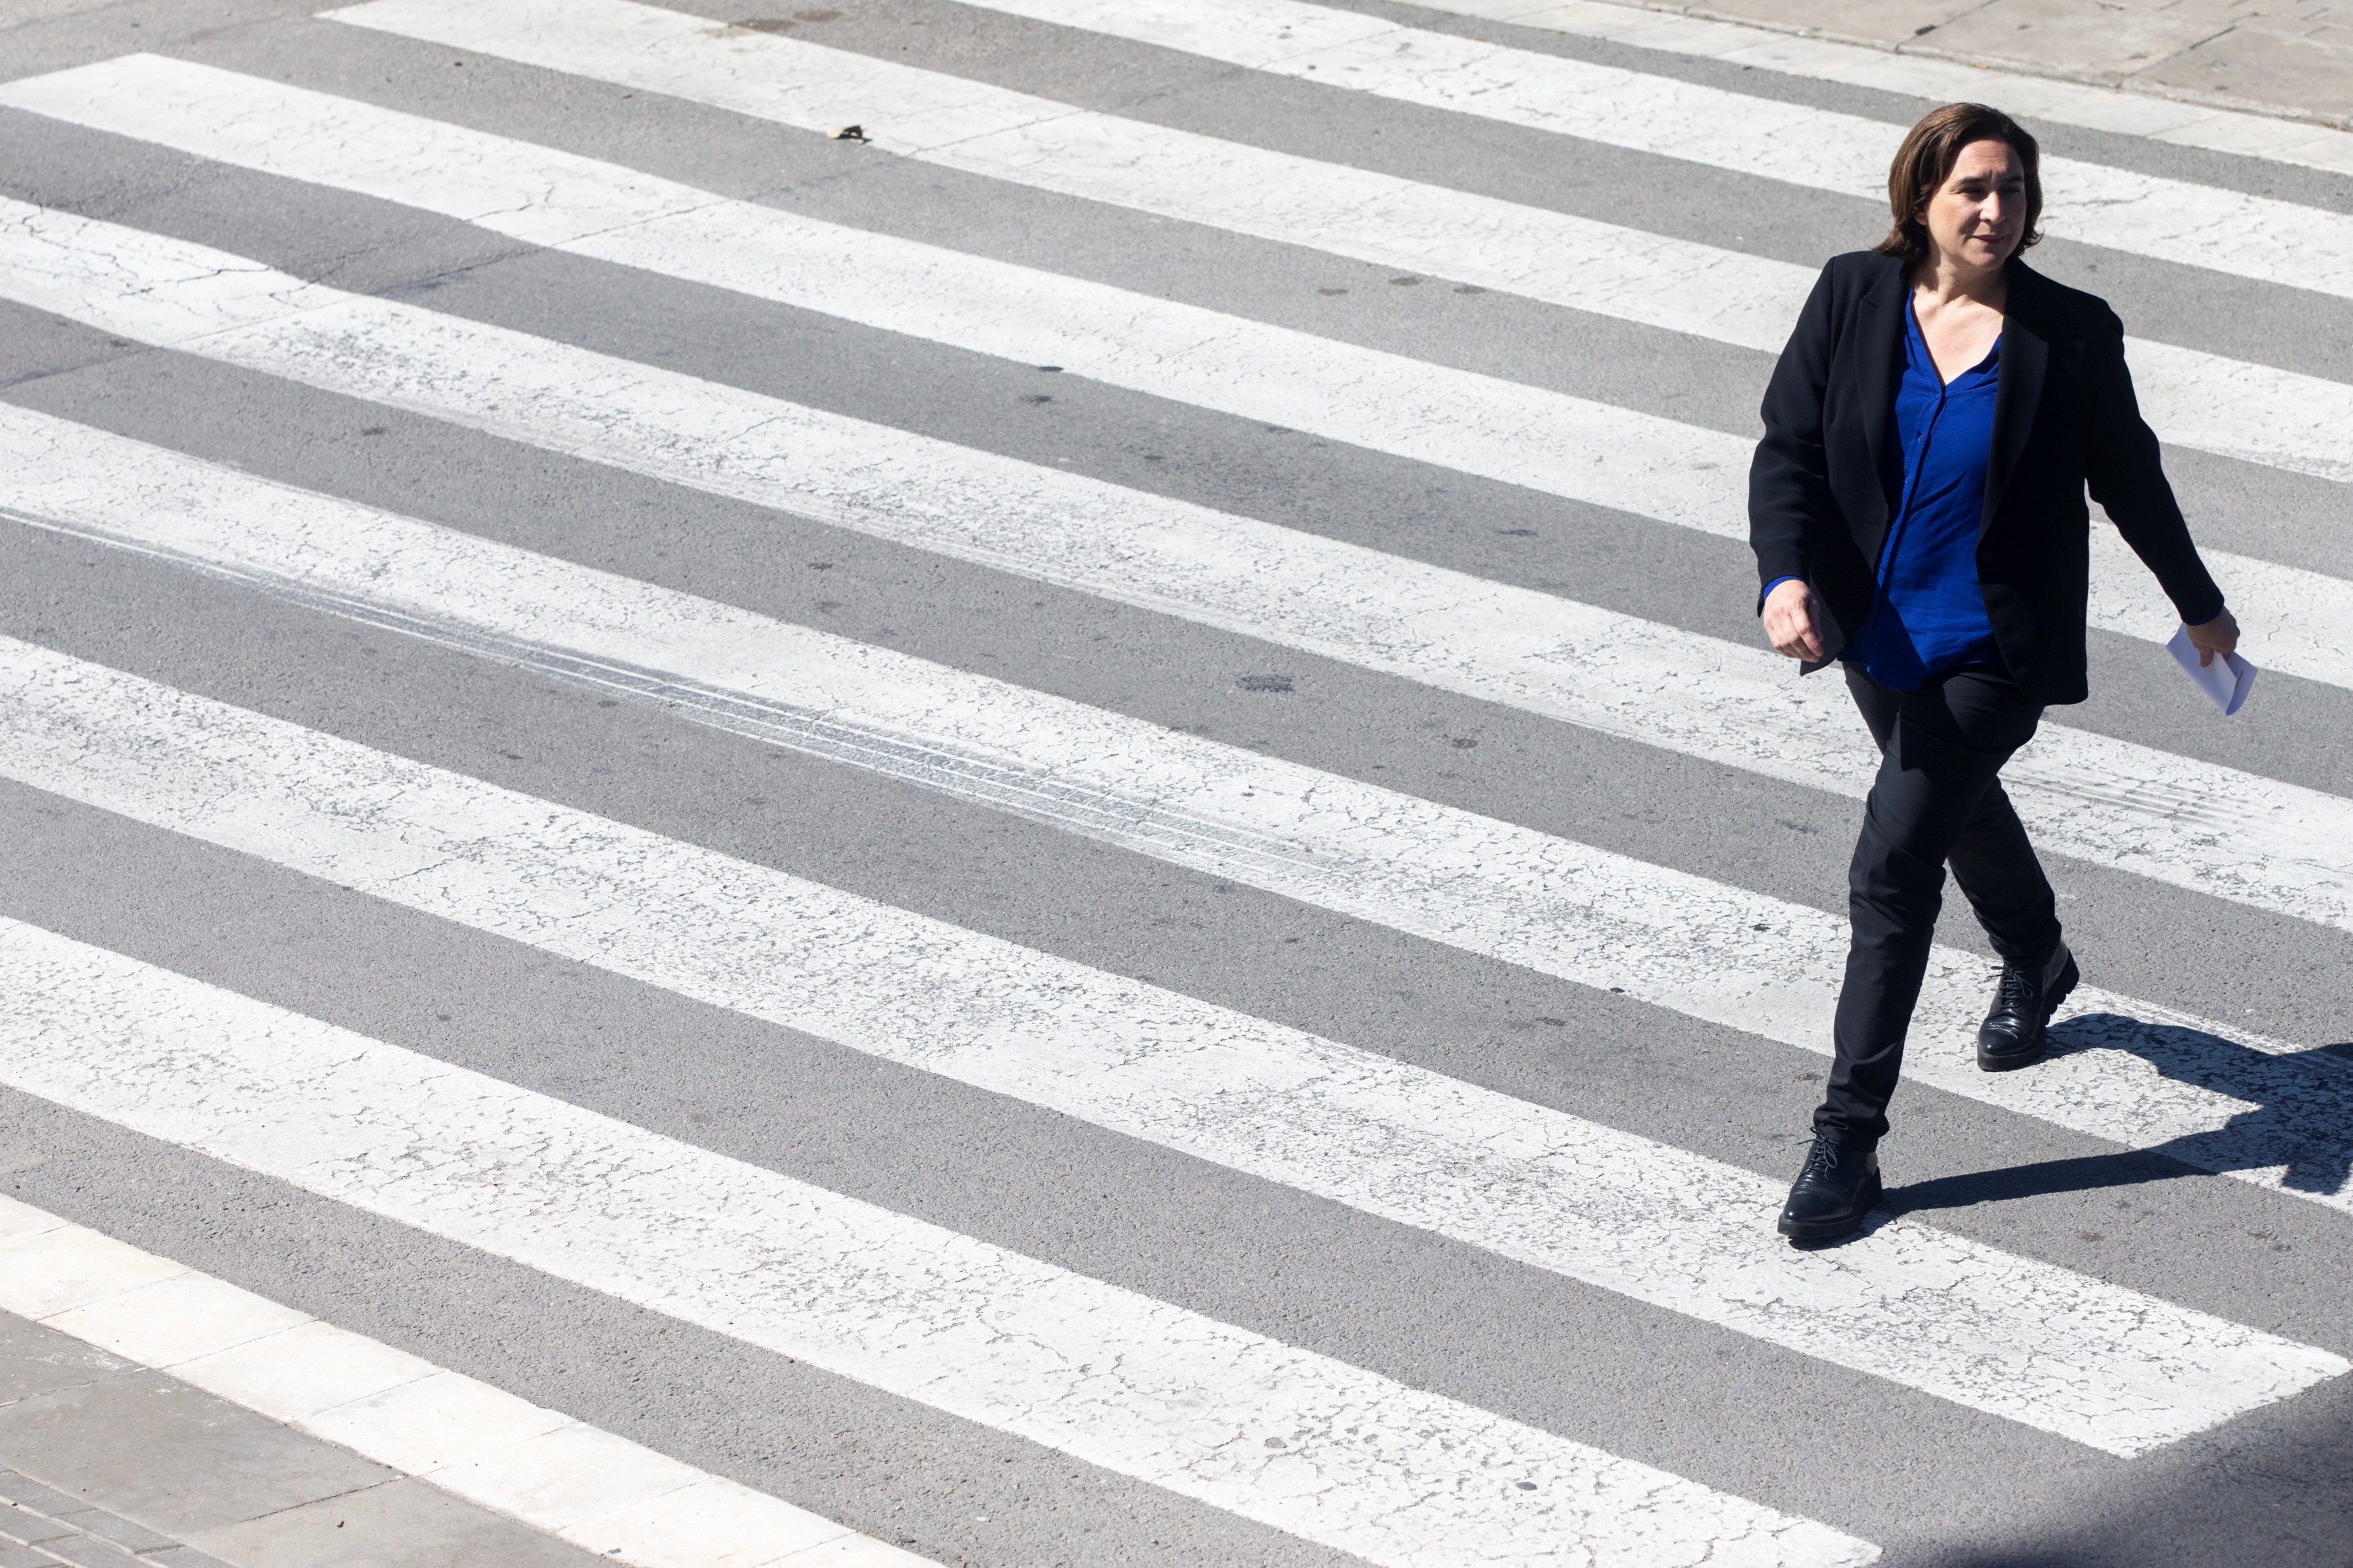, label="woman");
[1749,102,2240,1243]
